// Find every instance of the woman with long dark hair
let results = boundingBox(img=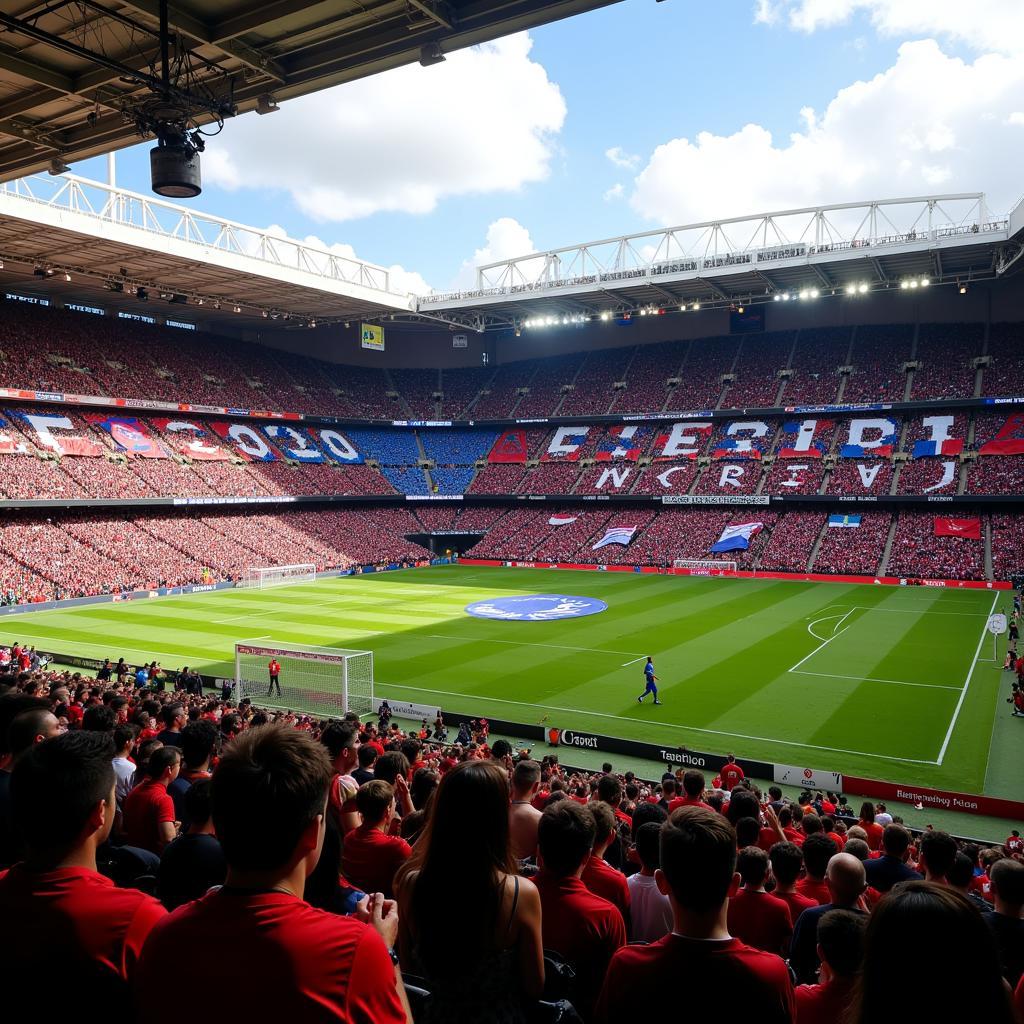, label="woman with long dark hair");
[395,759,544,1023]
[854,881,1014,1022]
